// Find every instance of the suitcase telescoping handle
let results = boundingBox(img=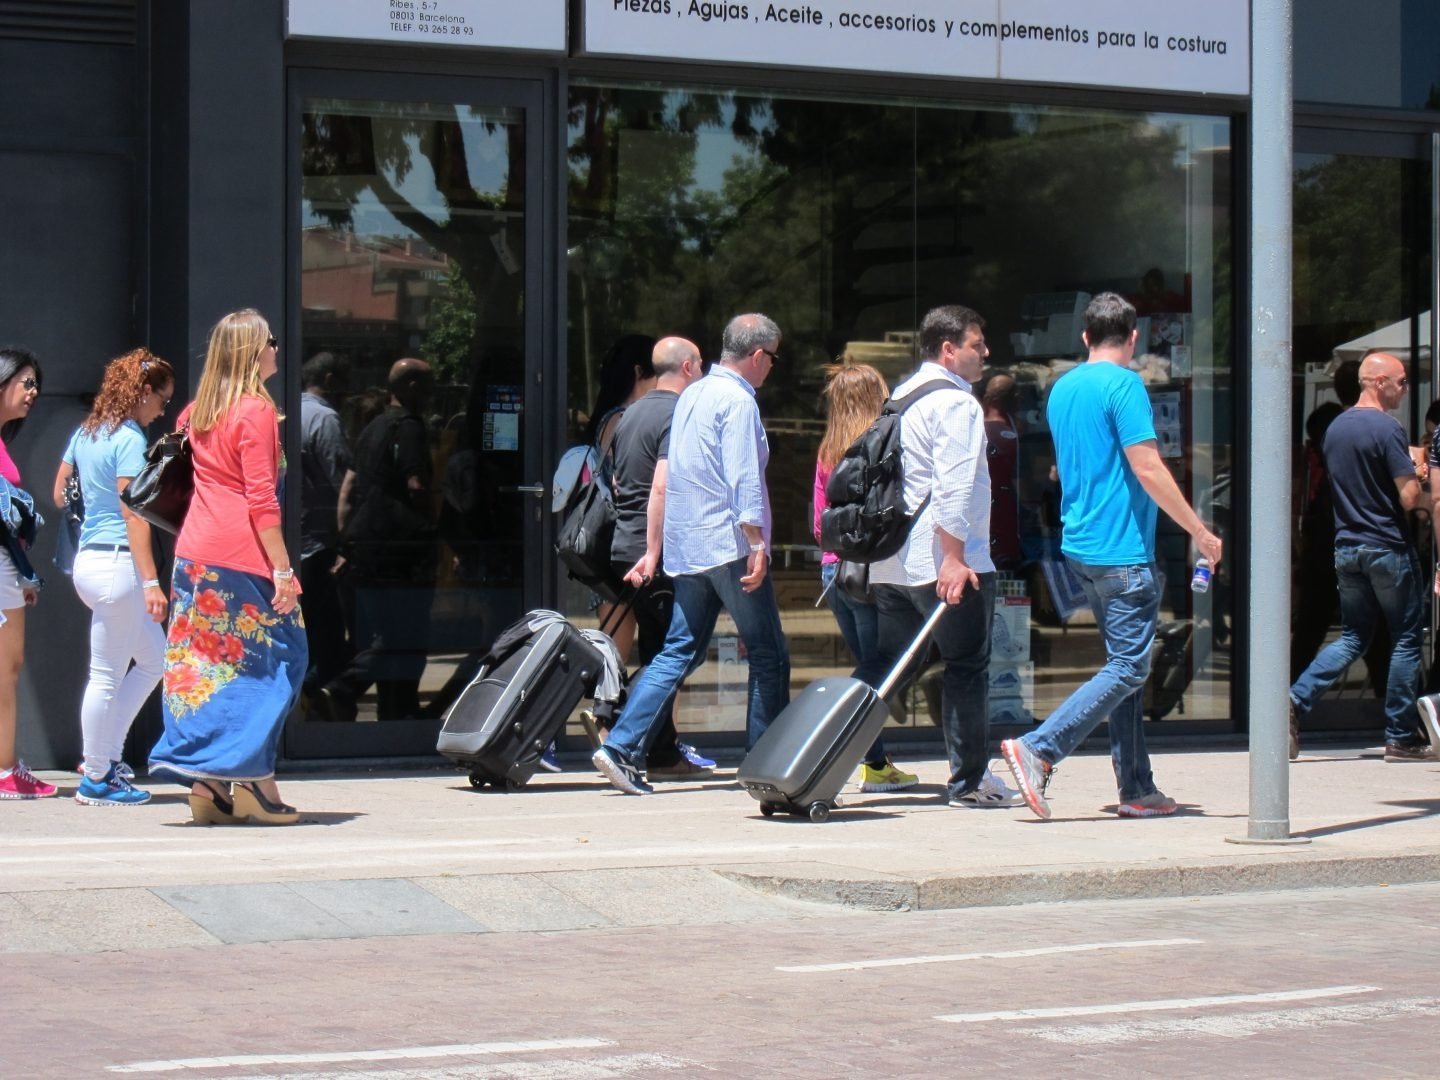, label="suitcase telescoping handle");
[875,601,949,701]
[596,583,642,639]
